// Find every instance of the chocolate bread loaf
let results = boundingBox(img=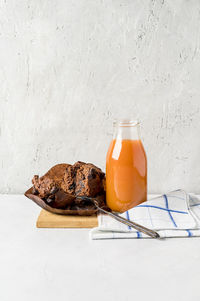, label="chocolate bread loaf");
[62,161,105,197]
[31,161,106,211]
[32,163,69,198]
